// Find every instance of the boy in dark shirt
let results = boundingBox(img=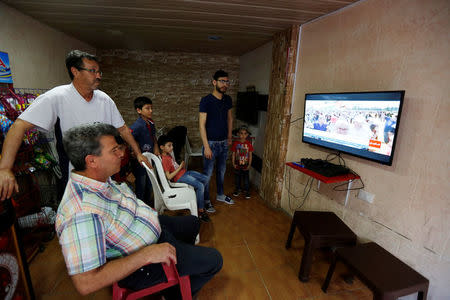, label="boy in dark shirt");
[130,97,159,205]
